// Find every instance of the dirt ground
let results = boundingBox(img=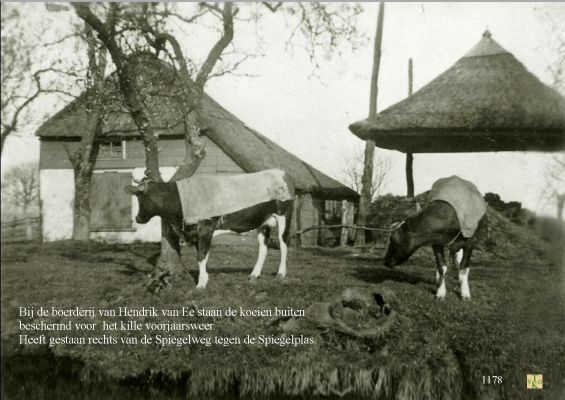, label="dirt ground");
[1,231,564,399]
